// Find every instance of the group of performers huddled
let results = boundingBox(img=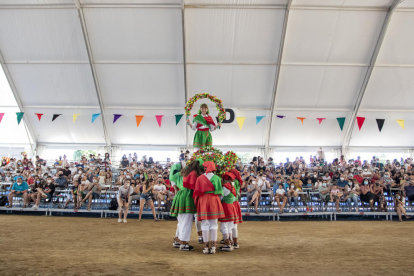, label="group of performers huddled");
[169,159,243,254]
